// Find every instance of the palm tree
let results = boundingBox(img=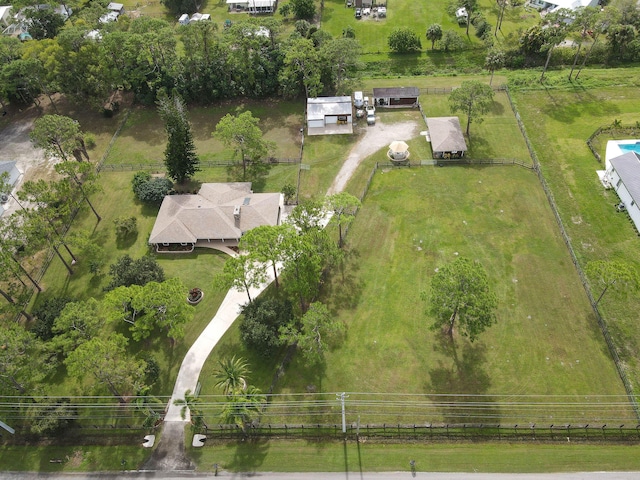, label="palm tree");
[220,385,266,434]
[173,389,207,431]
[213,355,250,396]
